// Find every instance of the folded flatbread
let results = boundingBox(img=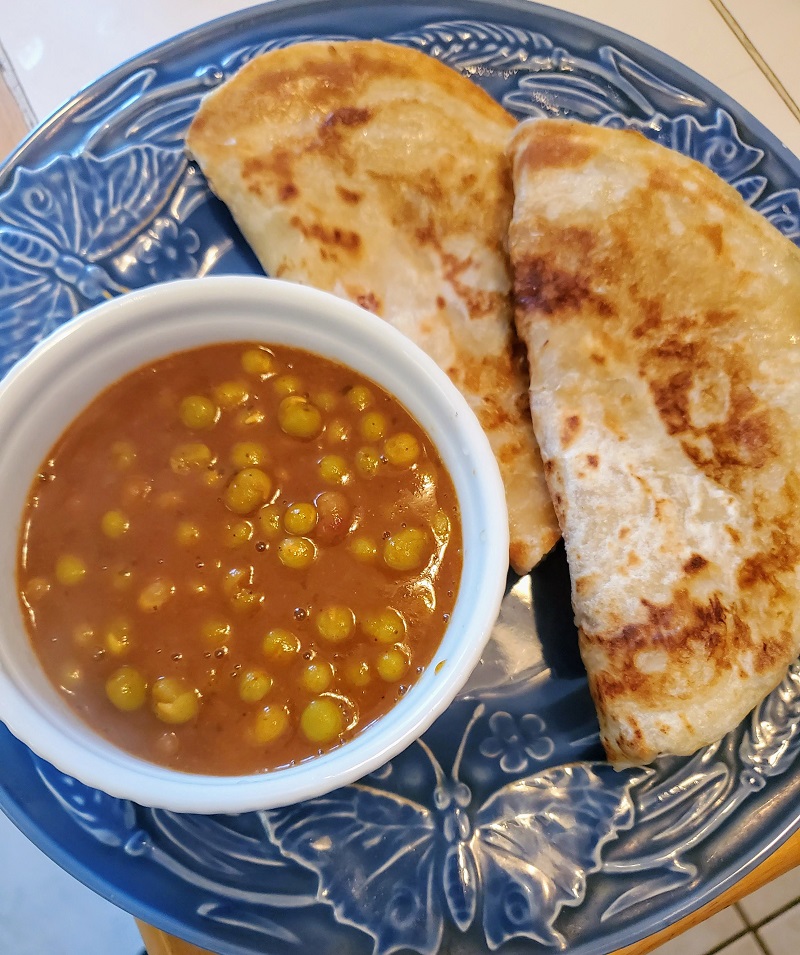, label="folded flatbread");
[508,117,800,764]
[186,39,559,574]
